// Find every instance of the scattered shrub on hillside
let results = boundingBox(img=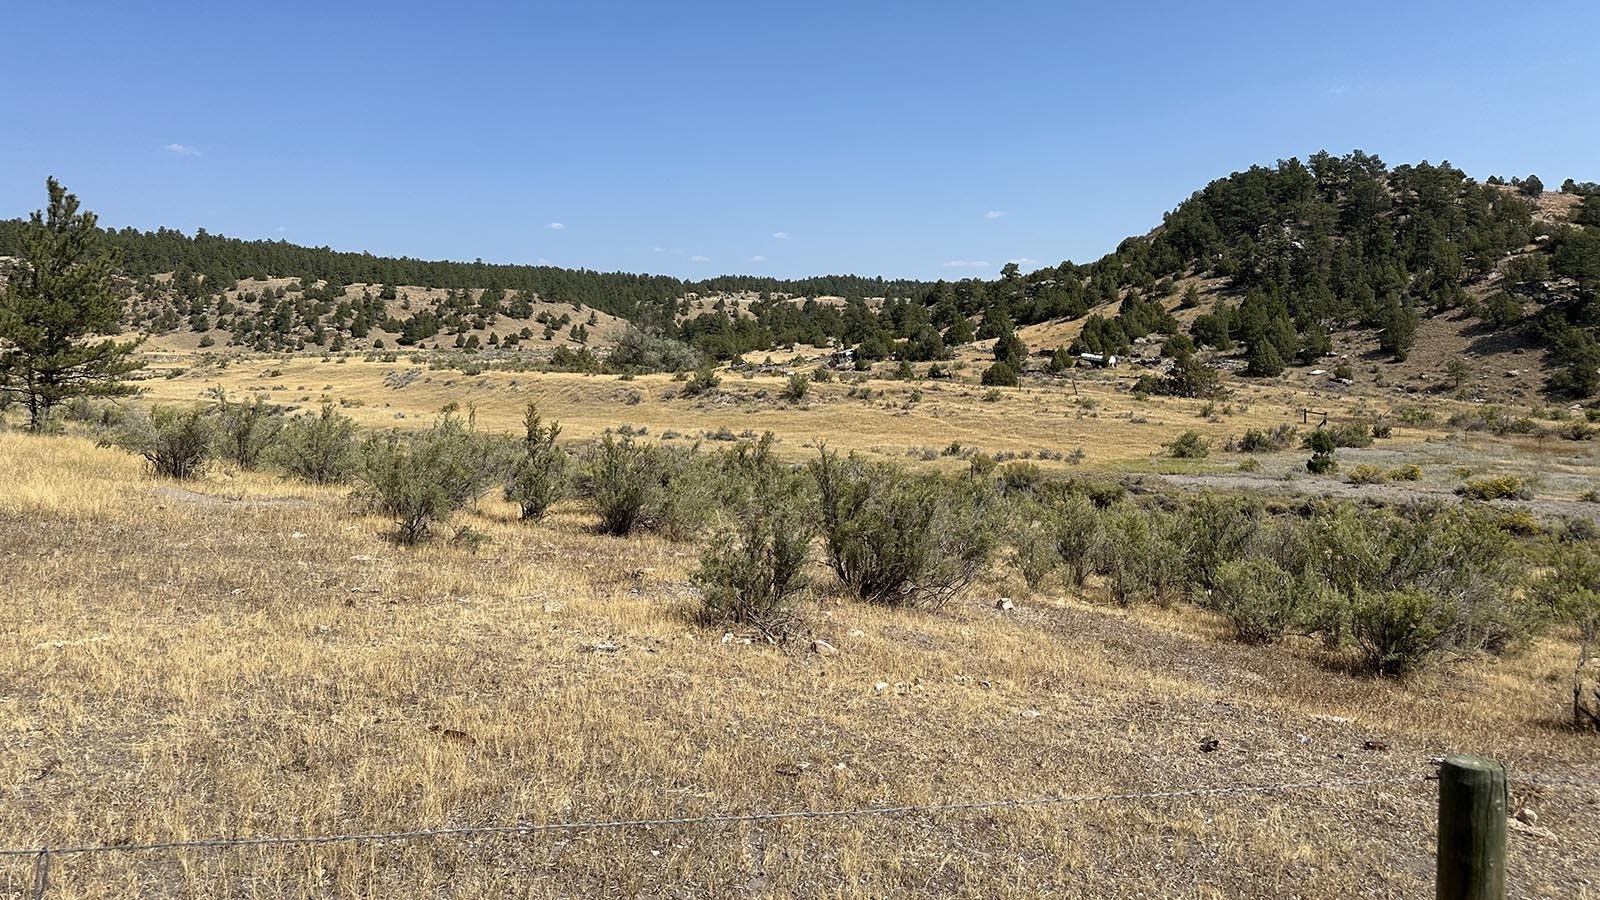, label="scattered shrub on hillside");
[981,362,1019,387]
[1346,464,1386,485]
[1458,475,1529,501]
[1532,544,1600,727]
[811,449,996,610]
[357,411,508,544]
[681,366,721,397]
[782,372,811,402]
[504,403,569,521]
[1231,424,1297,453]
[997,461,1045,495]
[1314,422,1373,448]
[607,327,704,373]
[275,401,358,484]
[1165,430,1210,459]
[110,404,214,479]
[1387,464,1423,482]
[1306,429,1337,474]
